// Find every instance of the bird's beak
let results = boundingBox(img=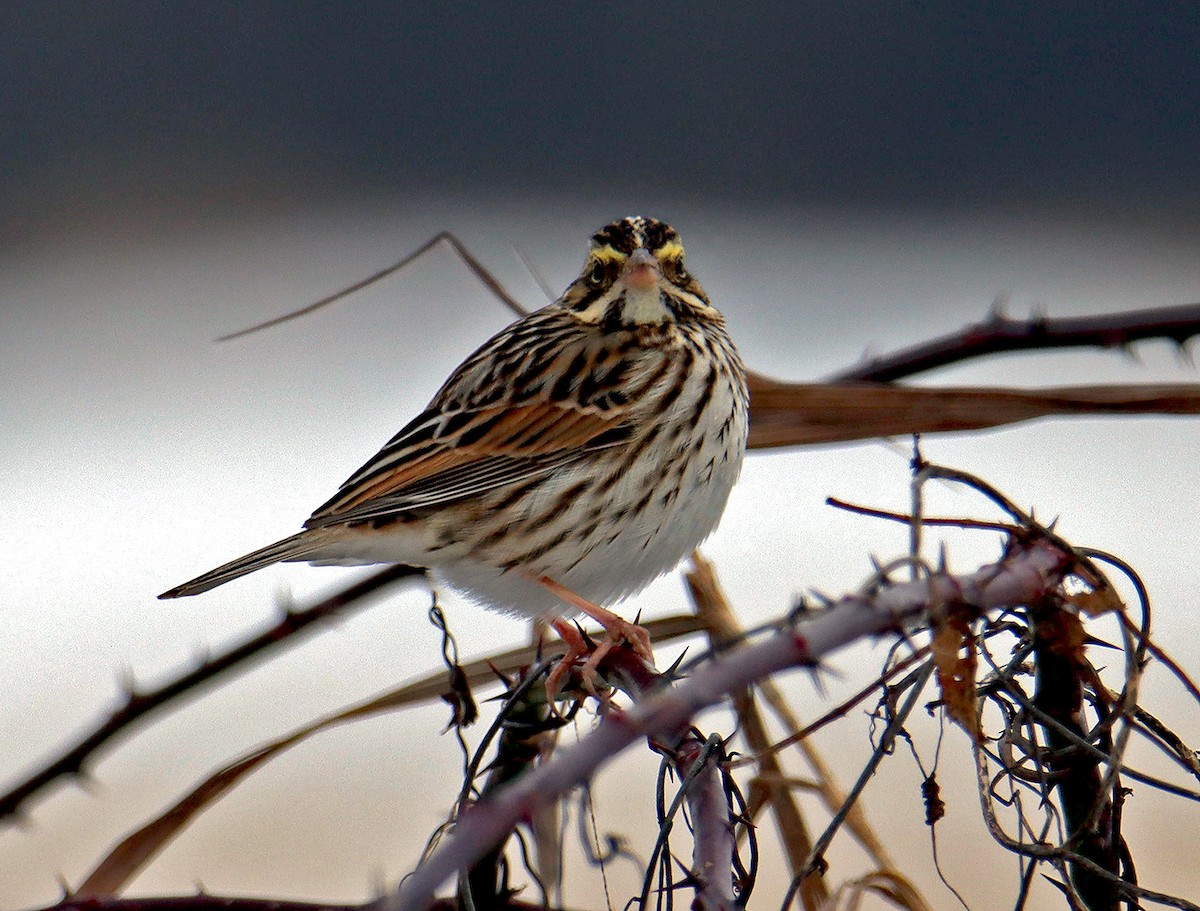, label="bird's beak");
[620,248,661,291]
